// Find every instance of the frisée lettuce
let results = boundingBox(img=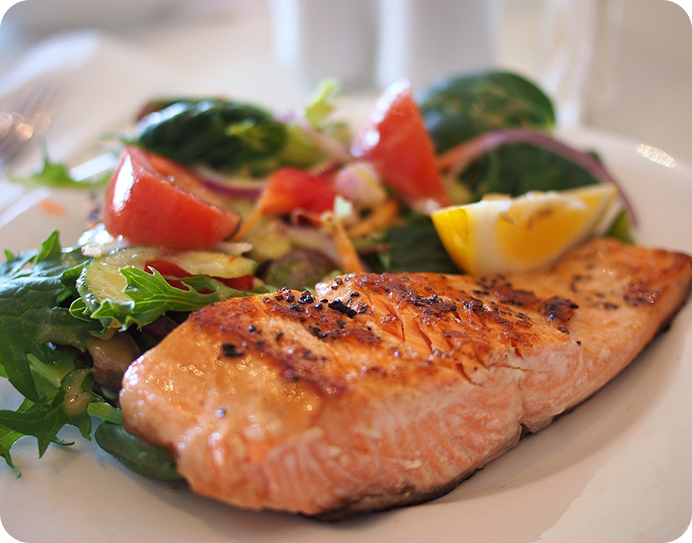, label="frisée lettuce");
[0,231,264,476]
